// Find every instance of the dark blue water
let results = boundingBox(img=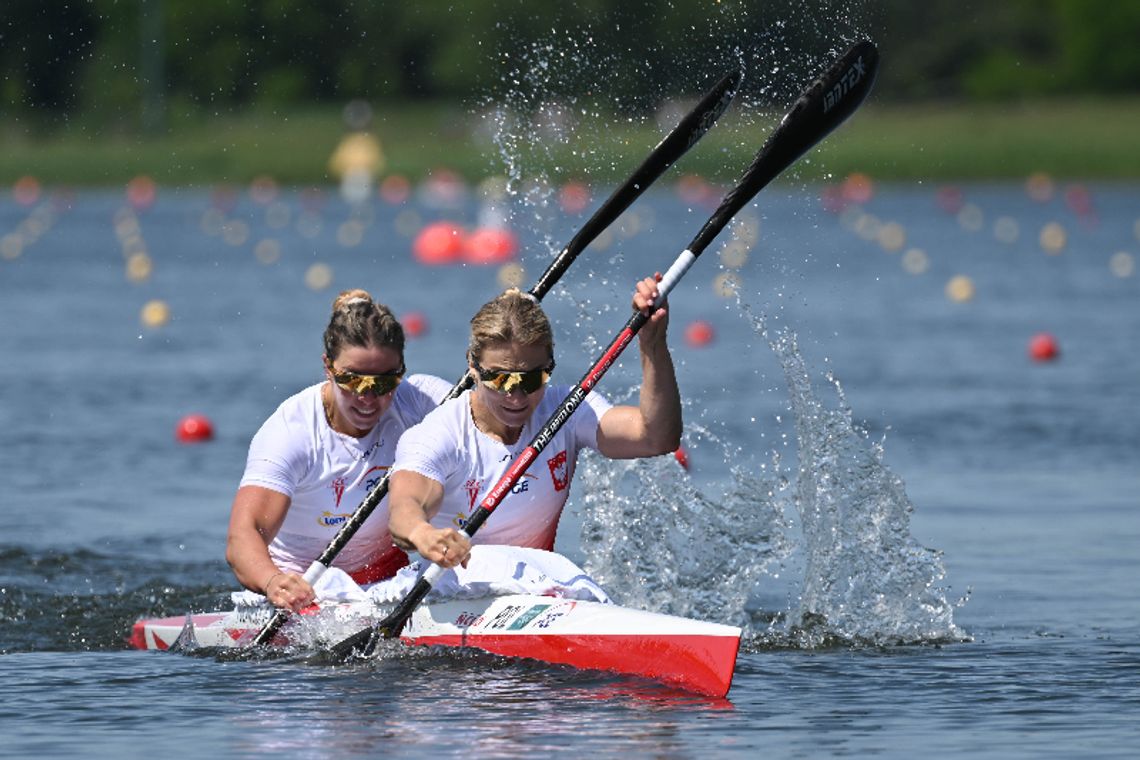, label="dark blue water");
[2,178,1138,757]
